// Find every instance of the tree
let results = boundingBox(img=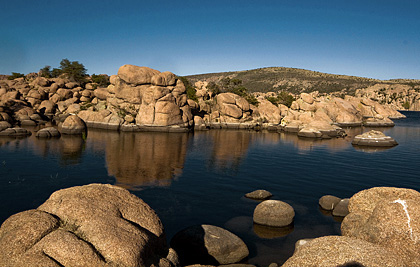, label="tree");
[51,68,62,78]
[8,72,25,80]
[39,66,52,78]
[59,58,87,83]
